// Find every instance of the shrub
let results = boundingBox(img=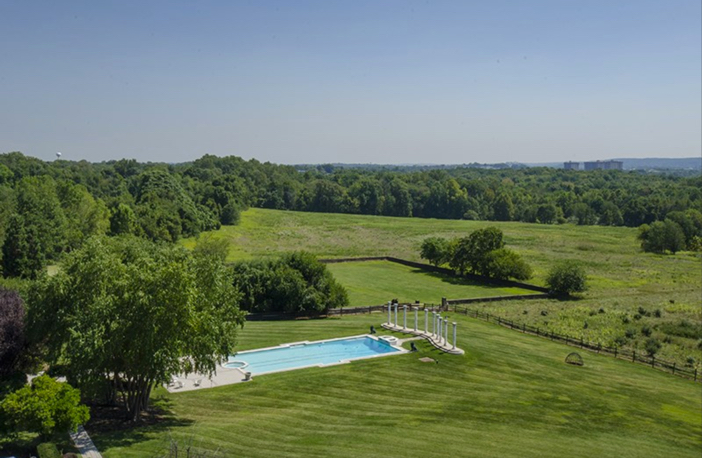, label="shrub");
[653,309,662,318]
[546,261,588,295]
[37,442,62,458]
[625,328,637,339]
[641,325,652,337]
[0,375,89,439]
[614,335,627,347]
[483,248,533,280]
[686,356,696,367]
[622,316,630,324]
[644,338,662,357]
